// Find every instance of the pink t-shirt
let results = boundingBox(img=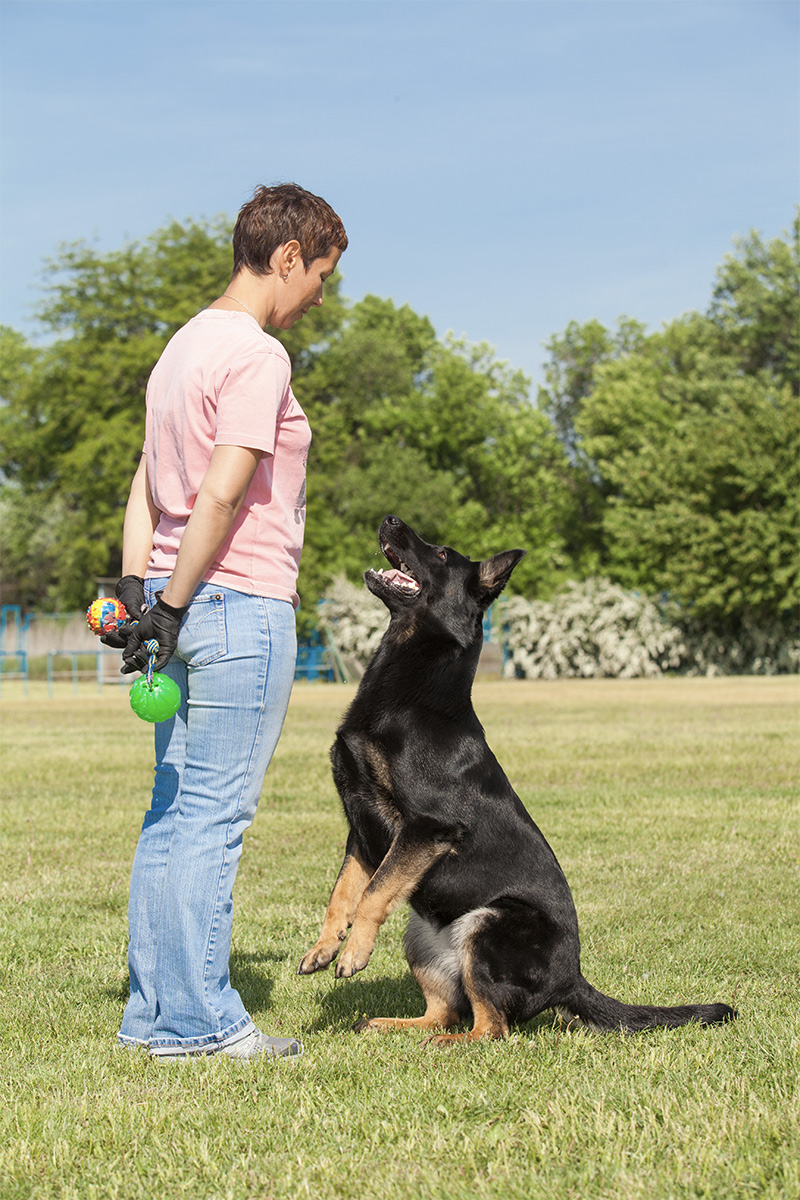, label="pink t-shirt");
[144,310,311,608]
